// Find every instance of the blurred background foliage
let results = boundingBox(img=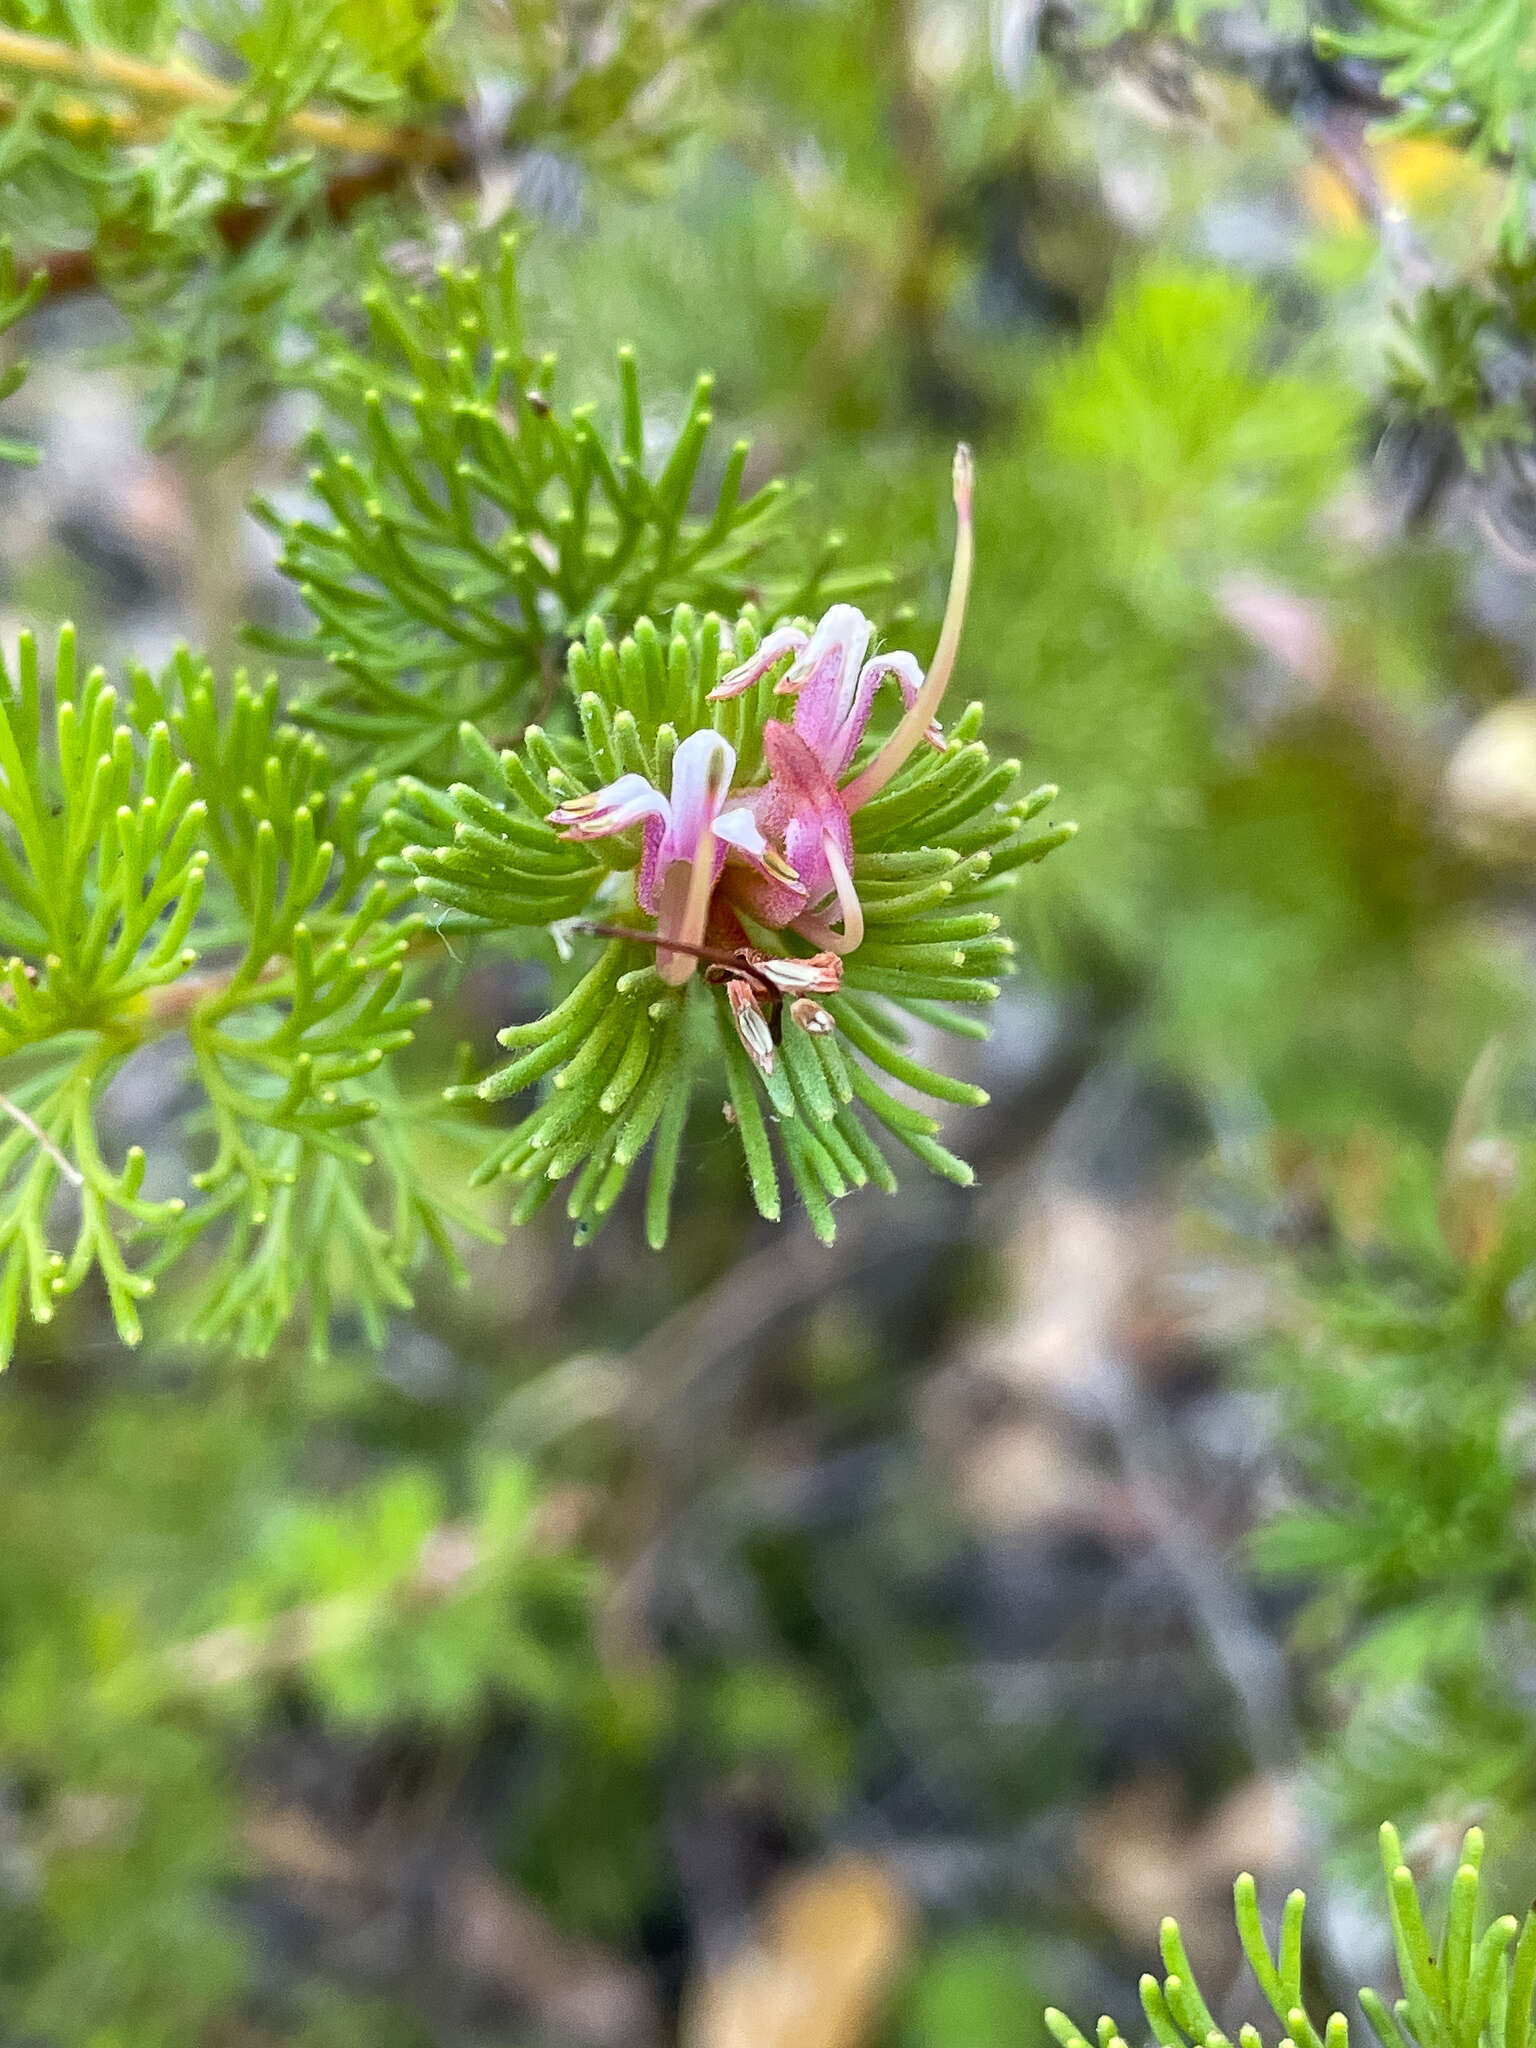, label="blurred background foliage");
[5,1,1536,2044]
